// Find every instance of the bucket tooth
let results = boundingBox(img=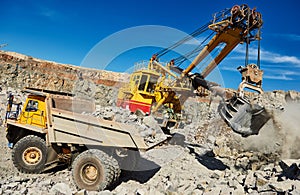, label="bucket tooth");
[223,104,234,118]
[220,106,230,123]
[228,101,239,112]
